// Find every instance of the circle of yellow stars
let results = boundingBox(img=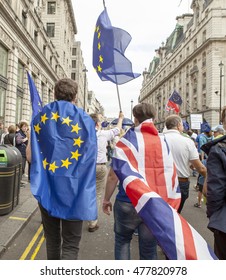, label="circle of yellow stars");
[34,111,84,173]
